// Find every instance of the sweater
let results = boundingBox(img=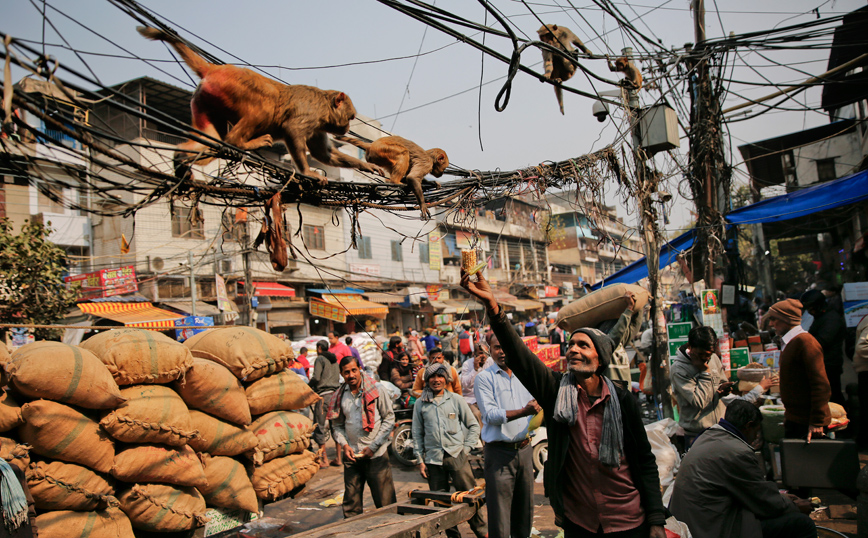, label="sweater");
[779,332,831,427]
[669,424,797,538]
[489,306,665,529]
[309,351,340,395]
[669,345,727,435]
